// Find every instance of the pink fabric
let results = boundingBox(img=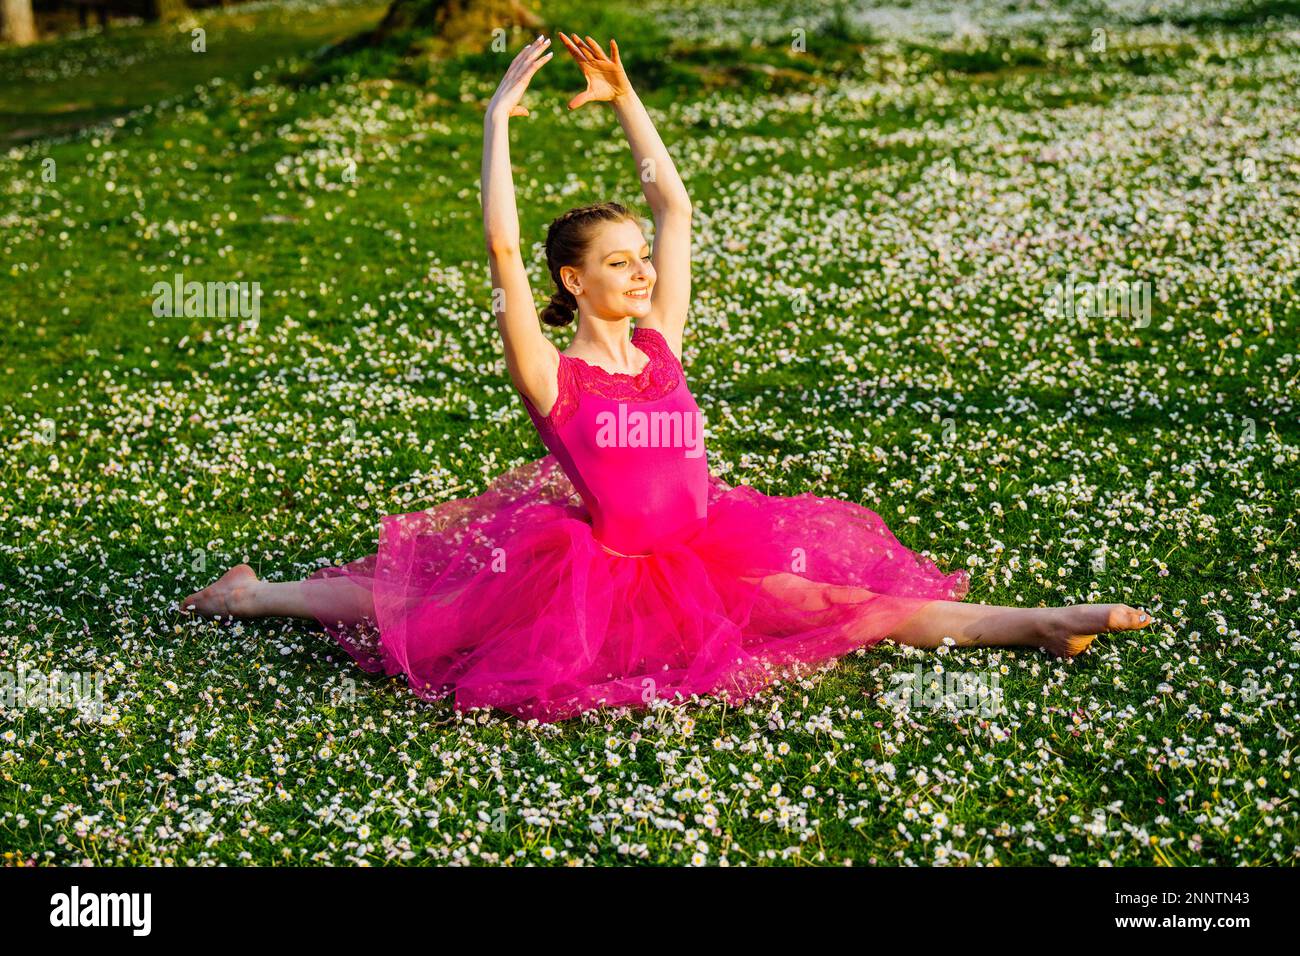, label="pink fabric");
[307,326,969,723]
